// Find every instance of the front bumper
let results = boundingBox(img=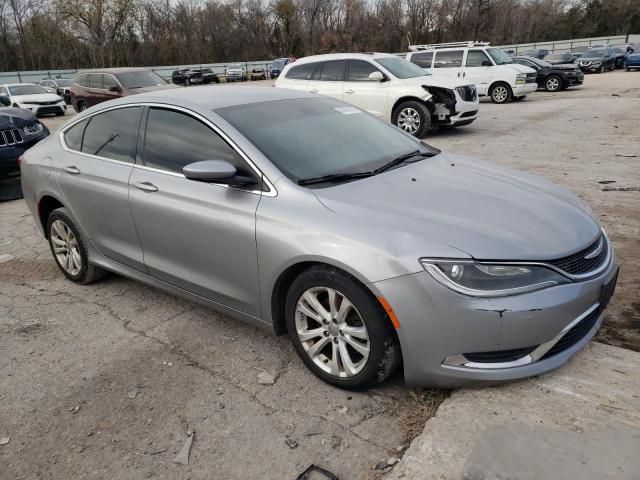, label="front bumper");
[513,82,538,96]
[18,102,66,115]
[579,63,602,72]
[370,250,618,388]
[0,129,49,179]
